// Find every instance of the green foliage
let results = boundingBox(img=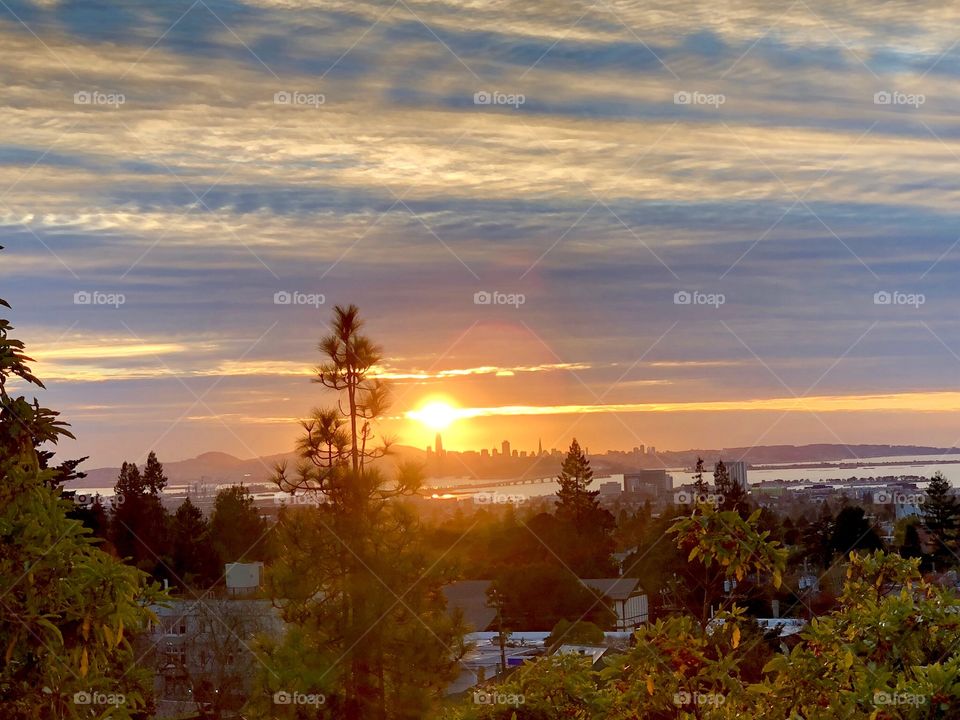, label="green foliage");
[439,654,603,720]
[669,505,787,624]
[545,620,605,650]
[170,496,221,587]
[829,505,884,558]
[111,457,170,580]
[0,273,162,718]
[210,484,270,563]
[444,514,960,720]
[754,552,960,718]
